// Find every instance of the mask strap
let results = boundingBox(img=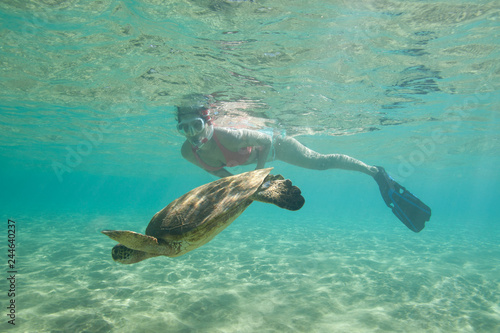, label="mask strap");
[201,108,212,126]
